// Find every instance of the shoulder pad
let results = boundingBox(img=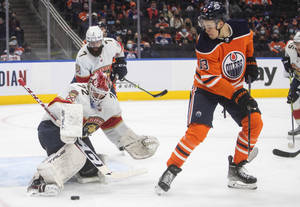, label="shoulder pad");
[227,19,250,38]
